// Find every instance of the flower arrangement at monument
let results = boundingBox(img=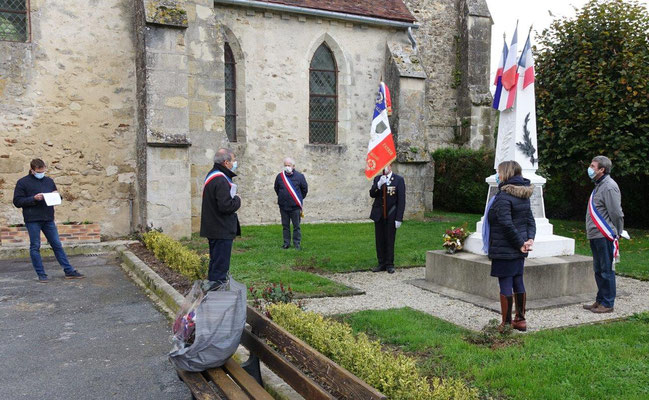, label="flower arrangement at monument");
[442,226,470,254]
